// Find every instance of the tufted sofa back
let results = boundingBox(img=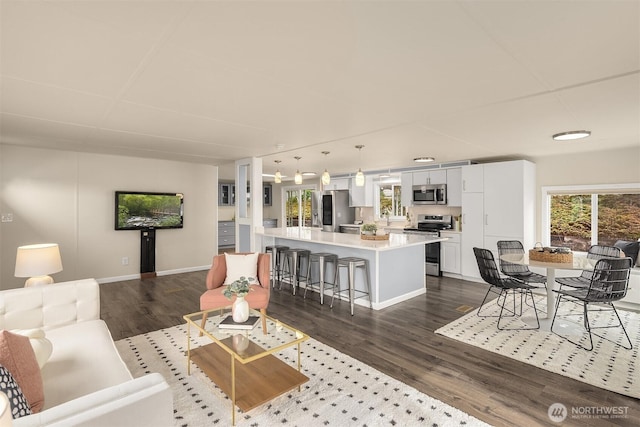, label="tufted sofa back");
[0,279,100,331]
